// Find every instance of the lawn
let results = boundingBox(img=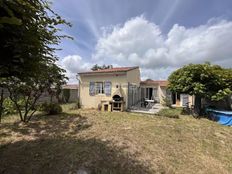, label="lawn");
[0,104,232,174]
